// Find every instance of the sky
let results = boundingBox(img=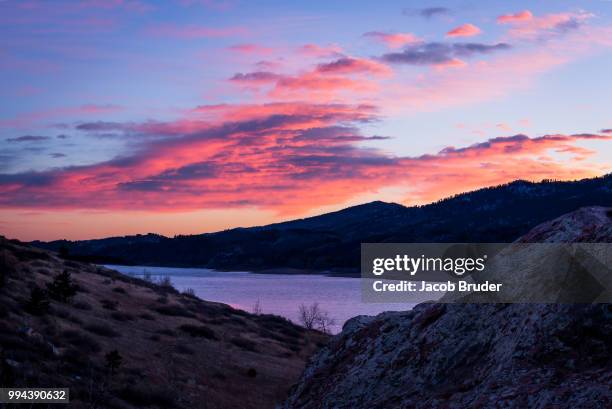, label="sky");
[0,0,611,241]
